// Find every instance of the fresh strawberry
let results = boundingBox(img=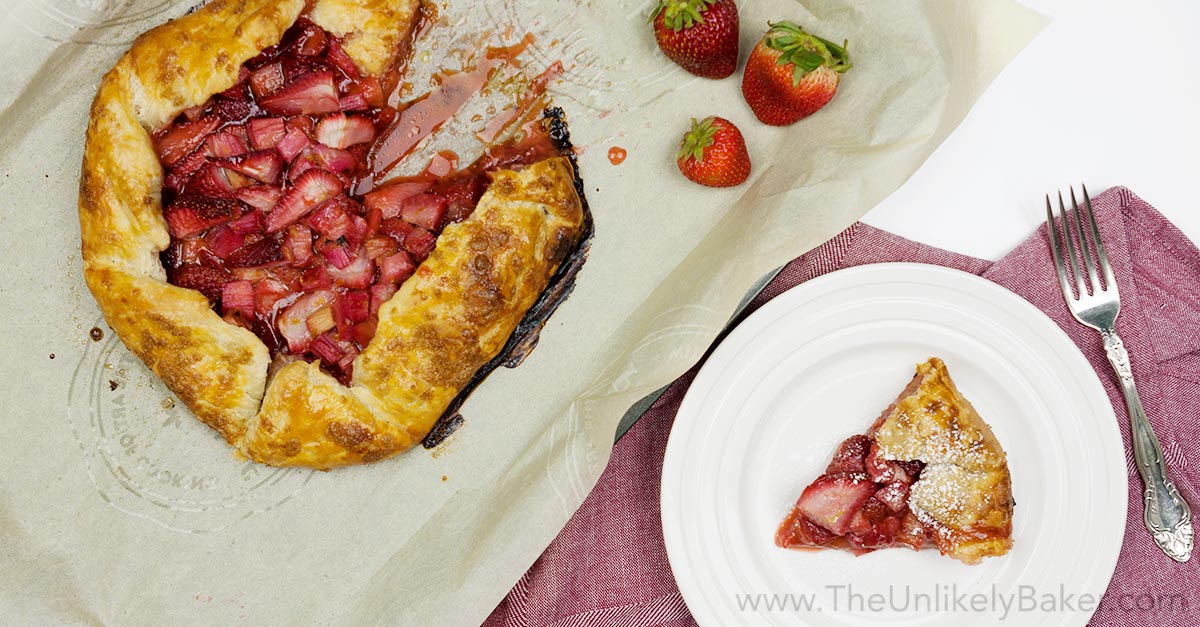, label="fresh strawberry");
[650,0,739,79]
[742,21,851,126]
[172,265,232,302]
[258,71,340,116]
[676,116,750,188]
[153,115,220,166]
[794,473,875,535]
[265,169,343,233]
[314,113,377,149]
[163,195,240,238]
